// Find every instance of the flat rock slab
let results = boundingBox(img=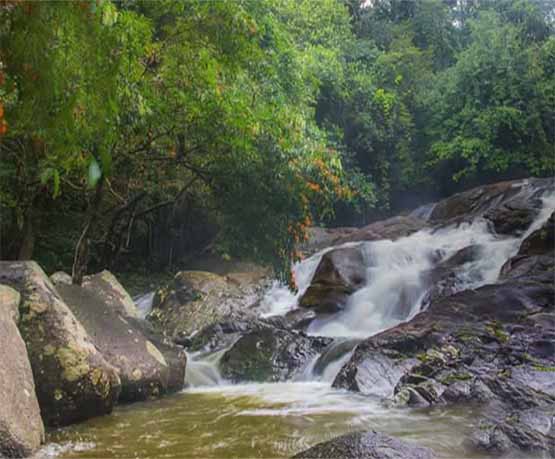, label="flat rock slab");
[58,283,186,402]
[0,261,121,427]
[292,430,435,459]
[0,285,44,457]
